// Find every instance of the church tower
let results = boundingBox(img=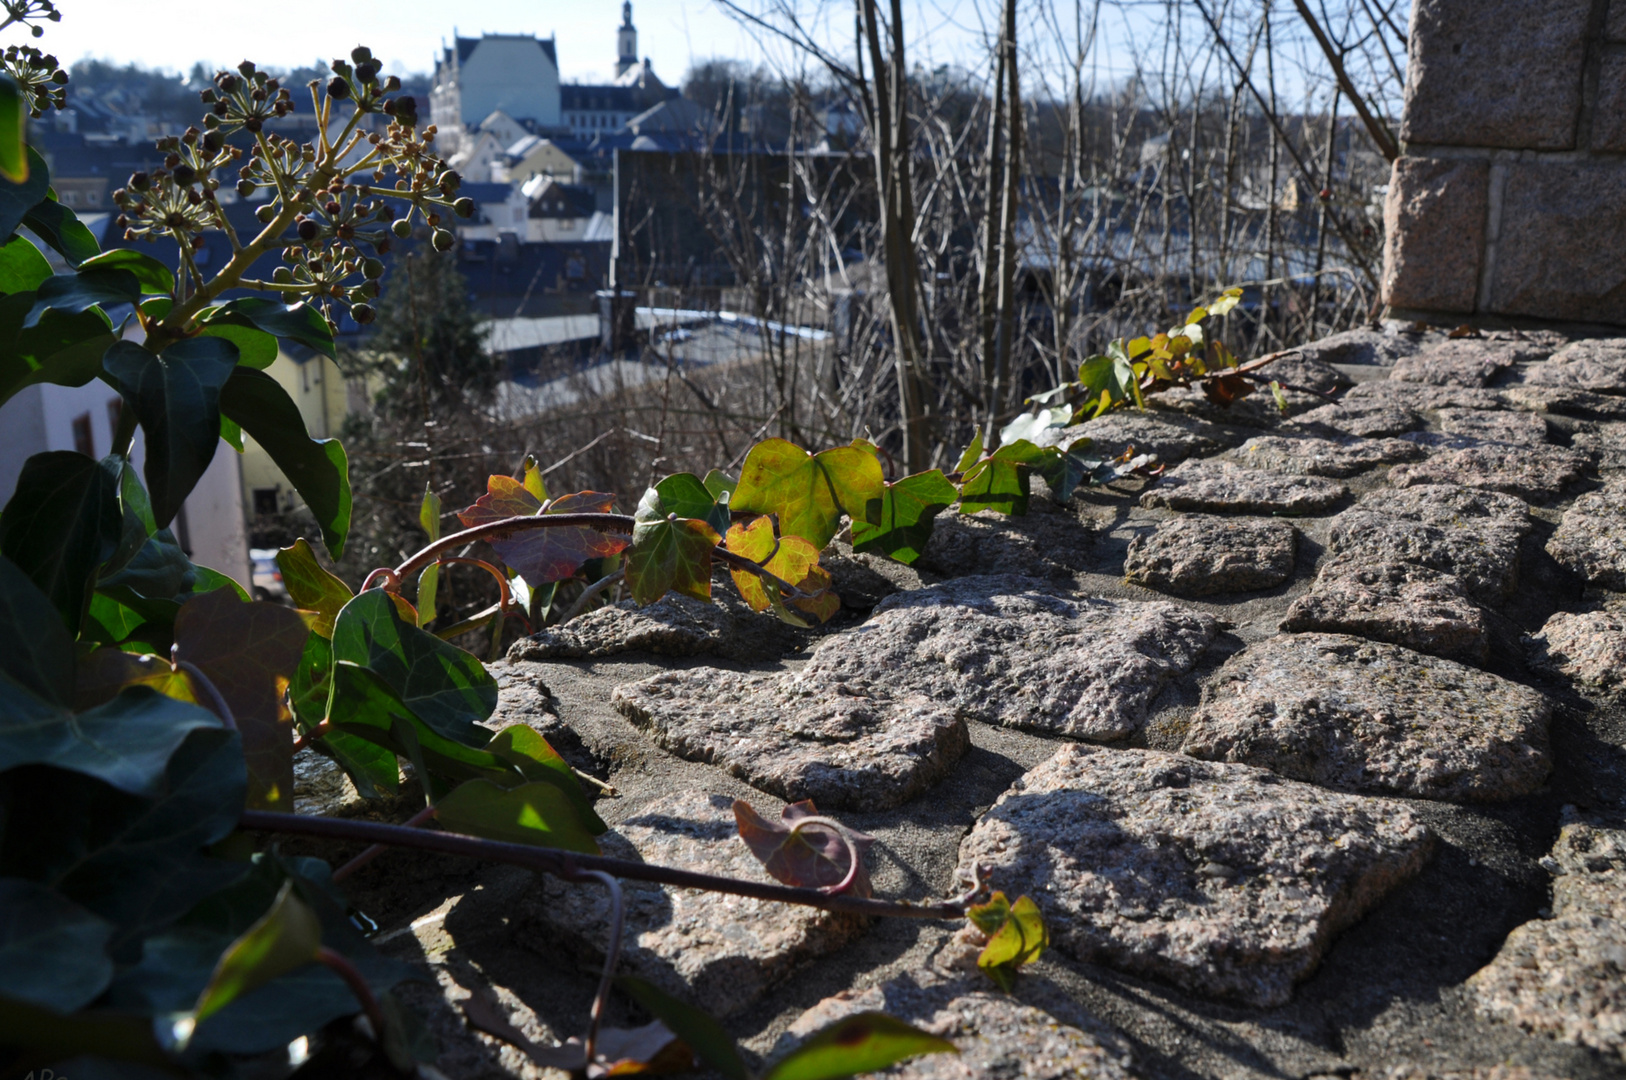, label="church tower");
[616,2,637,77]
